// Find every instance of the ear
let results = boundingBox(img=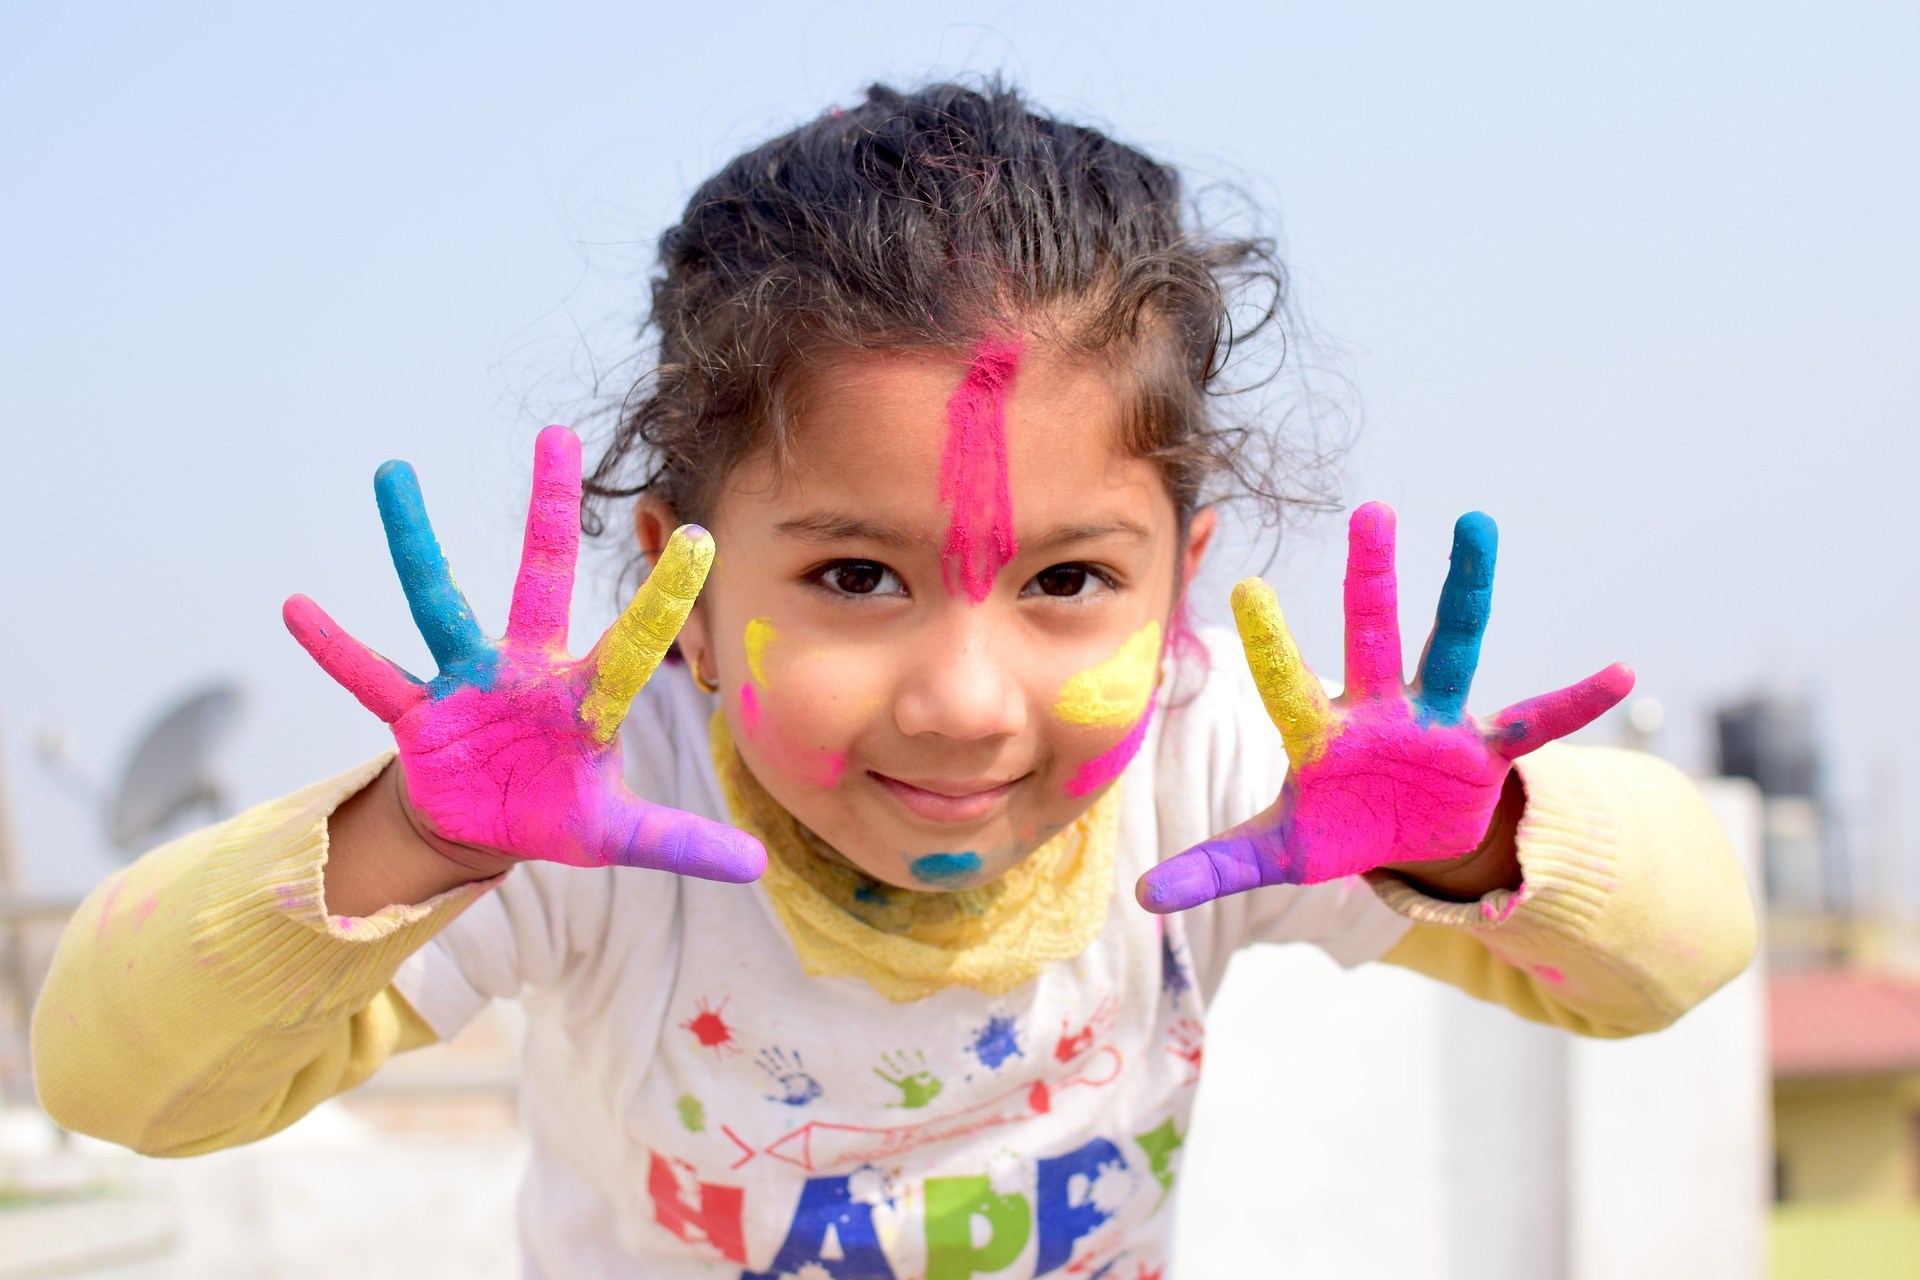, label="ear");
[634,498,715,677]
[1179,507,1218,588]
